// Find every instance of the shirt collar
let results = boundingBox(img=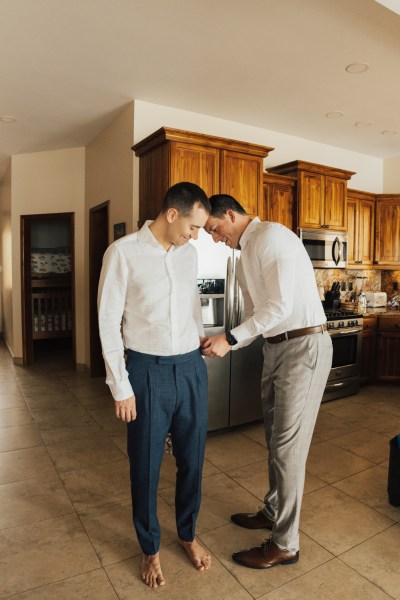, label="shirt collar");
[138,220,176,252]
[239,217,261,250]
